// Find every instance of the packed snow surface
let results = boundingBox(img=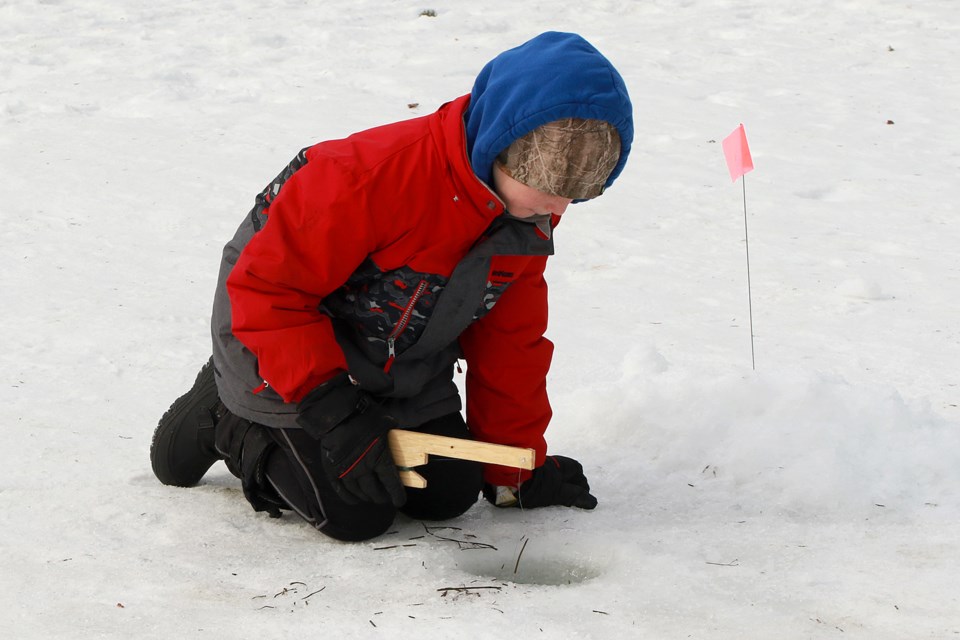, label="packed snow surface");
[2,1,958,638]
